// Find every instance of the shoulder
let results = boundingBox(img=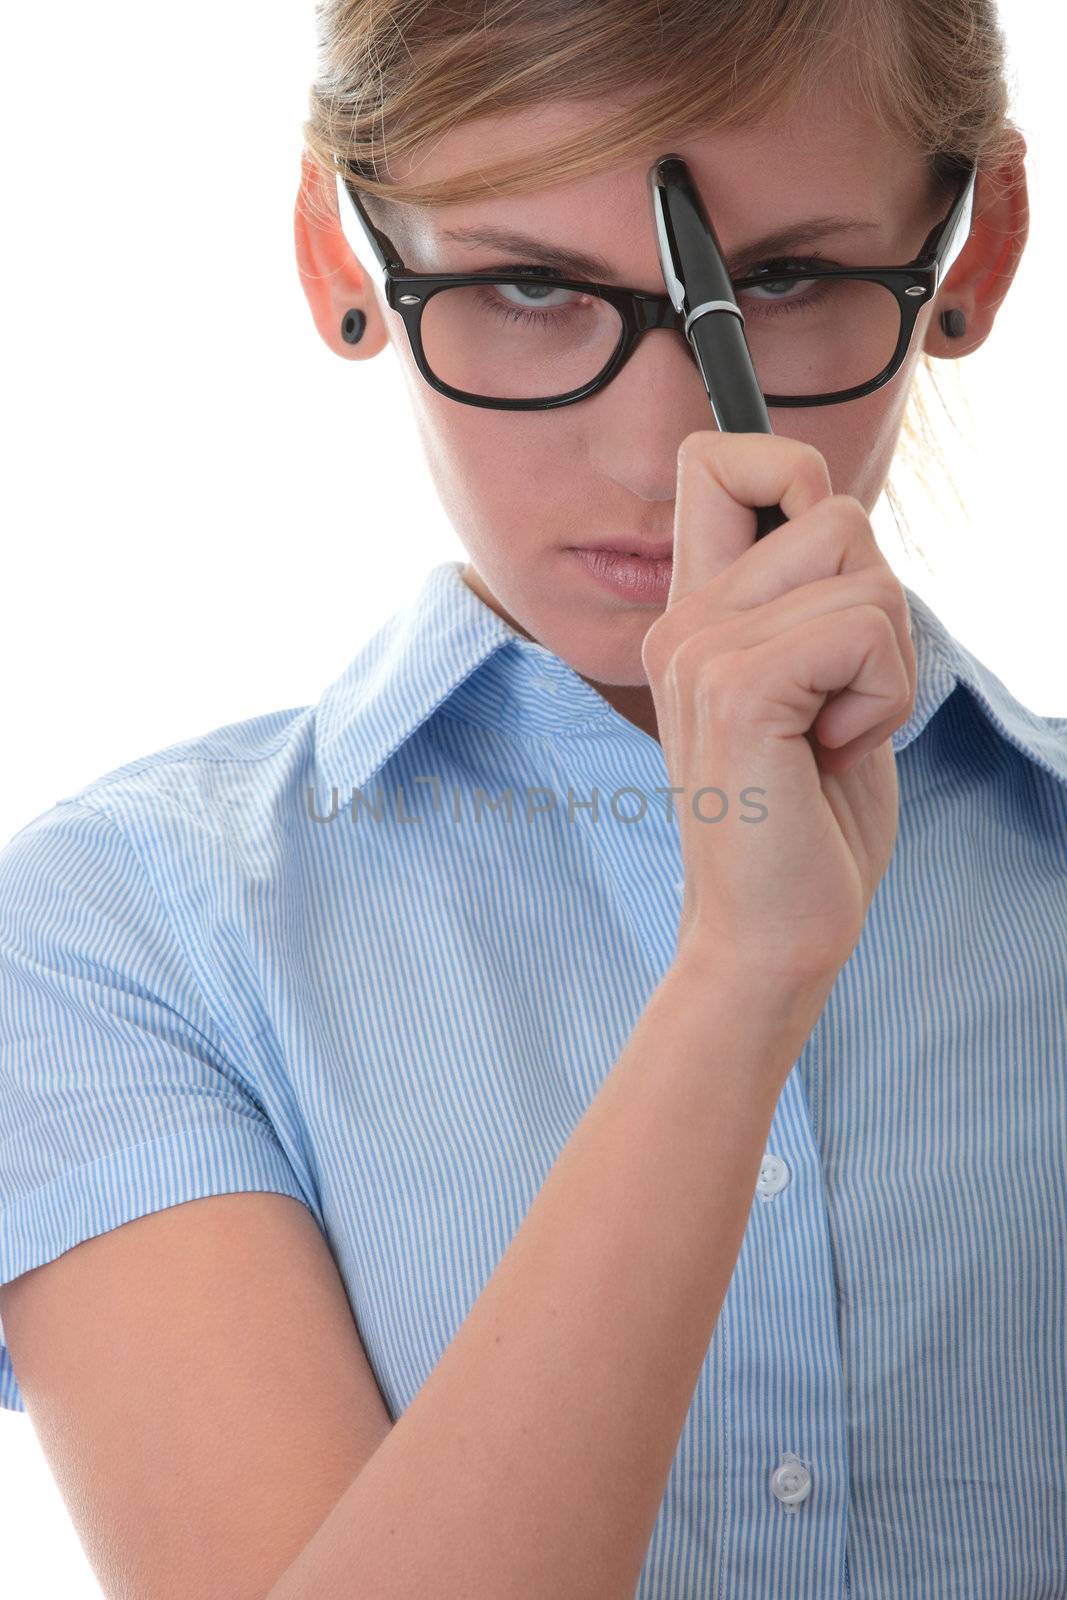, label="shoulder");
[0,704,326,1048]
[0,703,319,893]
